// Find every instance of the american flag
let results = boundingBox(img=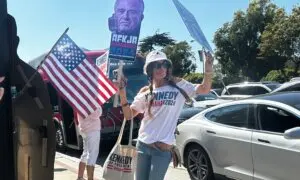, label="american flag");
[40,34,117,118]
